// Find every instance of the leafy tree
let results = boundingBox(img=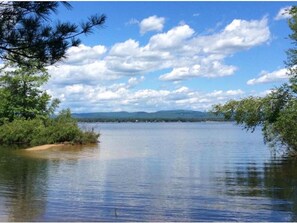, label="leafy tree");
[0,1,106,66]
[0,61,59,124]
[212,7,297,155]
[0,1,106,123]
[0,2,104,146]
